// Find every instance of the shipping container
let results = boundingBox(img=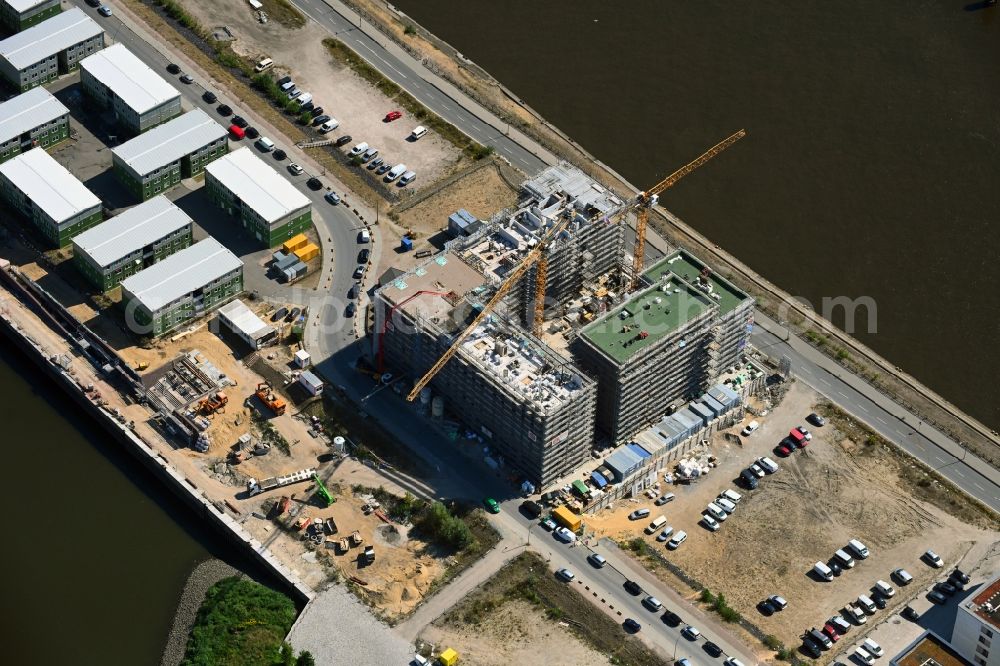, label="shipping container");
[282,233,308,253]
[294,242,319,262]
[552,505,581,531]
